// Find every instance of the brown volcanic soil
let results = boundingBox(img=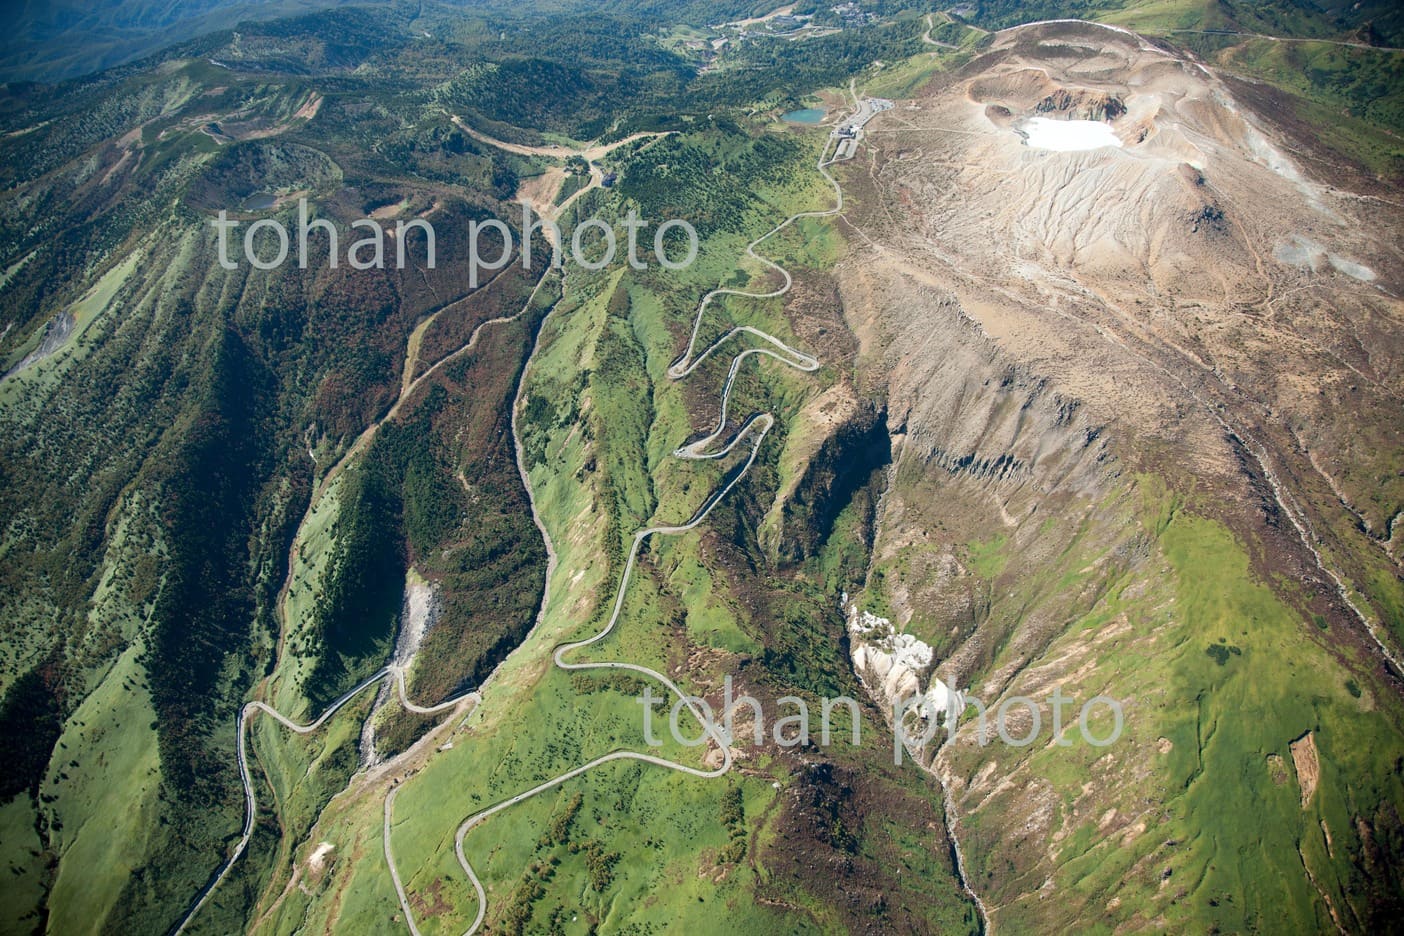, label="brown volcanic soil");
[834,19,1403,642]
[803,18,1404,933]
